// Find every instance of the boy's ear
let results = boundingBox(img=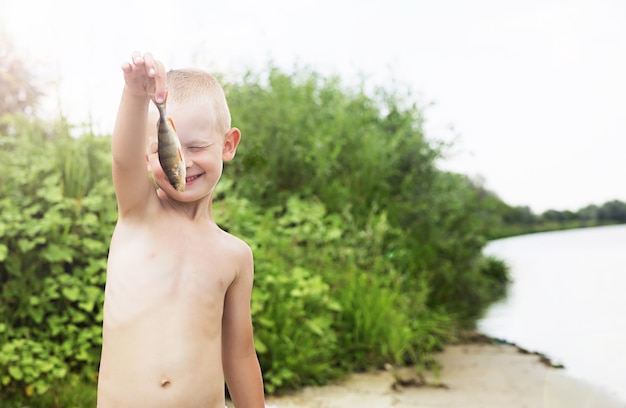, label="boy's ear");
[222,127,241,162]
